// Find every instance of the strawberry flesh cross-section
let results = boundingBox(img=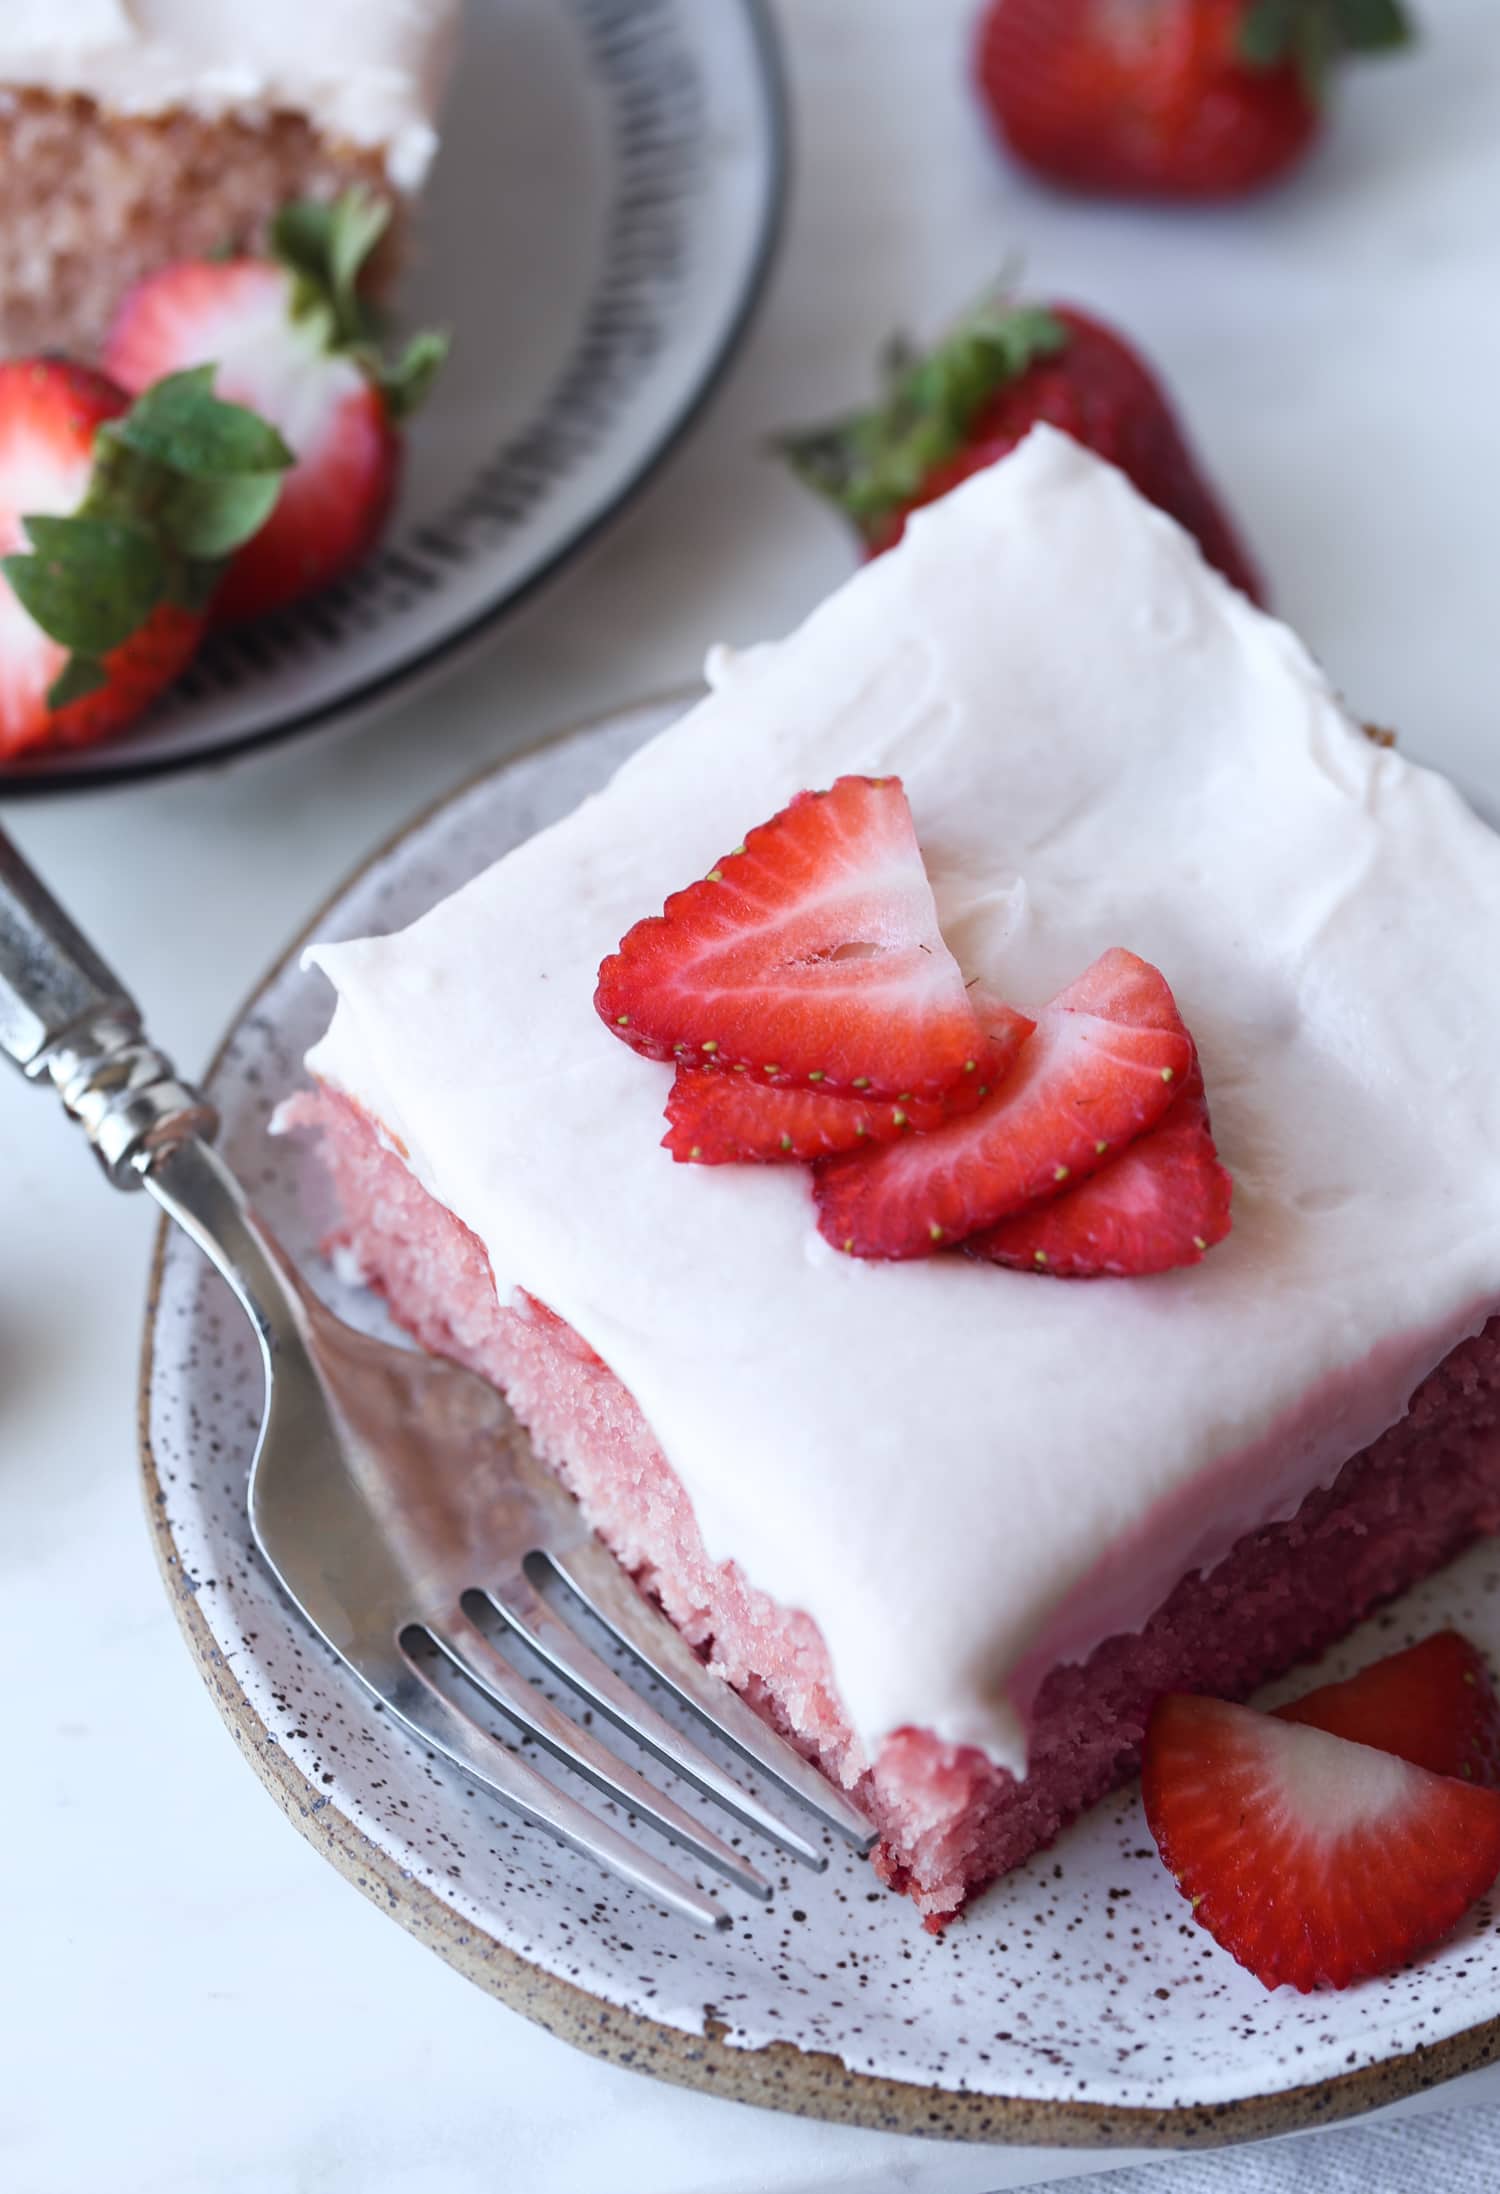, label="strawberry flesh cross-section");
[813,947,1194,1259]
[1142,1690,1500,1993]
[595,774,992,1101]
[598,775,1231,1282]
[664,997,1035,1164]
[967,1062,1232,1277]
[1276,1630,1500,1789]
